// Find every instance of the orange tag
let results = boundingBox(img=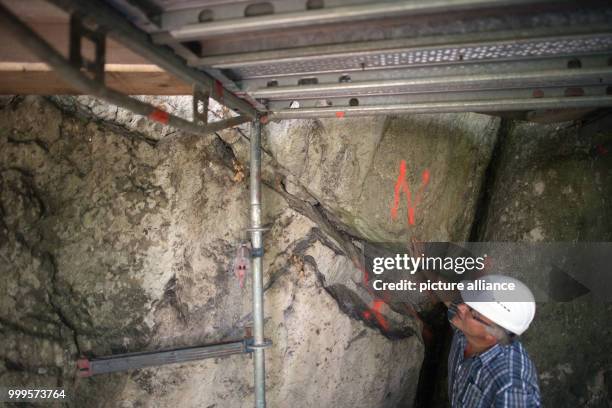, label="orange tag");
[335,111,345,118]
[149,109,169,124]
